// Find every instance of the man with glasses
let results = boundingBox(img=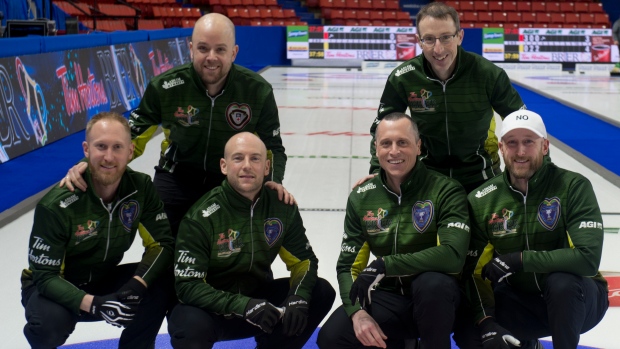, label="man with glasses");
[363,2,525,193]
